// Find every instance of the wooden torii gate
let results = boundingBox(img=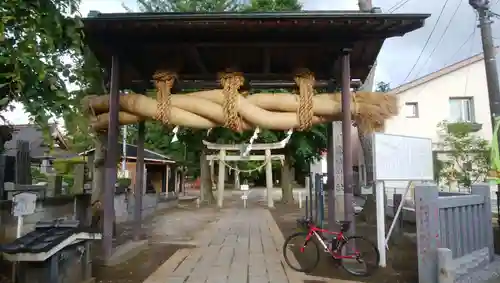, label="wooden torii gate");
[203,140,287,208]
